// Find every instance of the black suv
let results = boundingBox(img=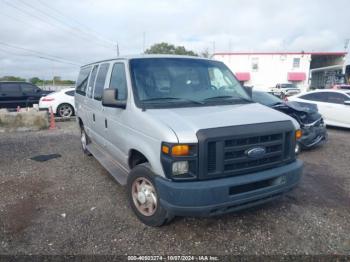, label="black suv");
[0,81,52,108]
